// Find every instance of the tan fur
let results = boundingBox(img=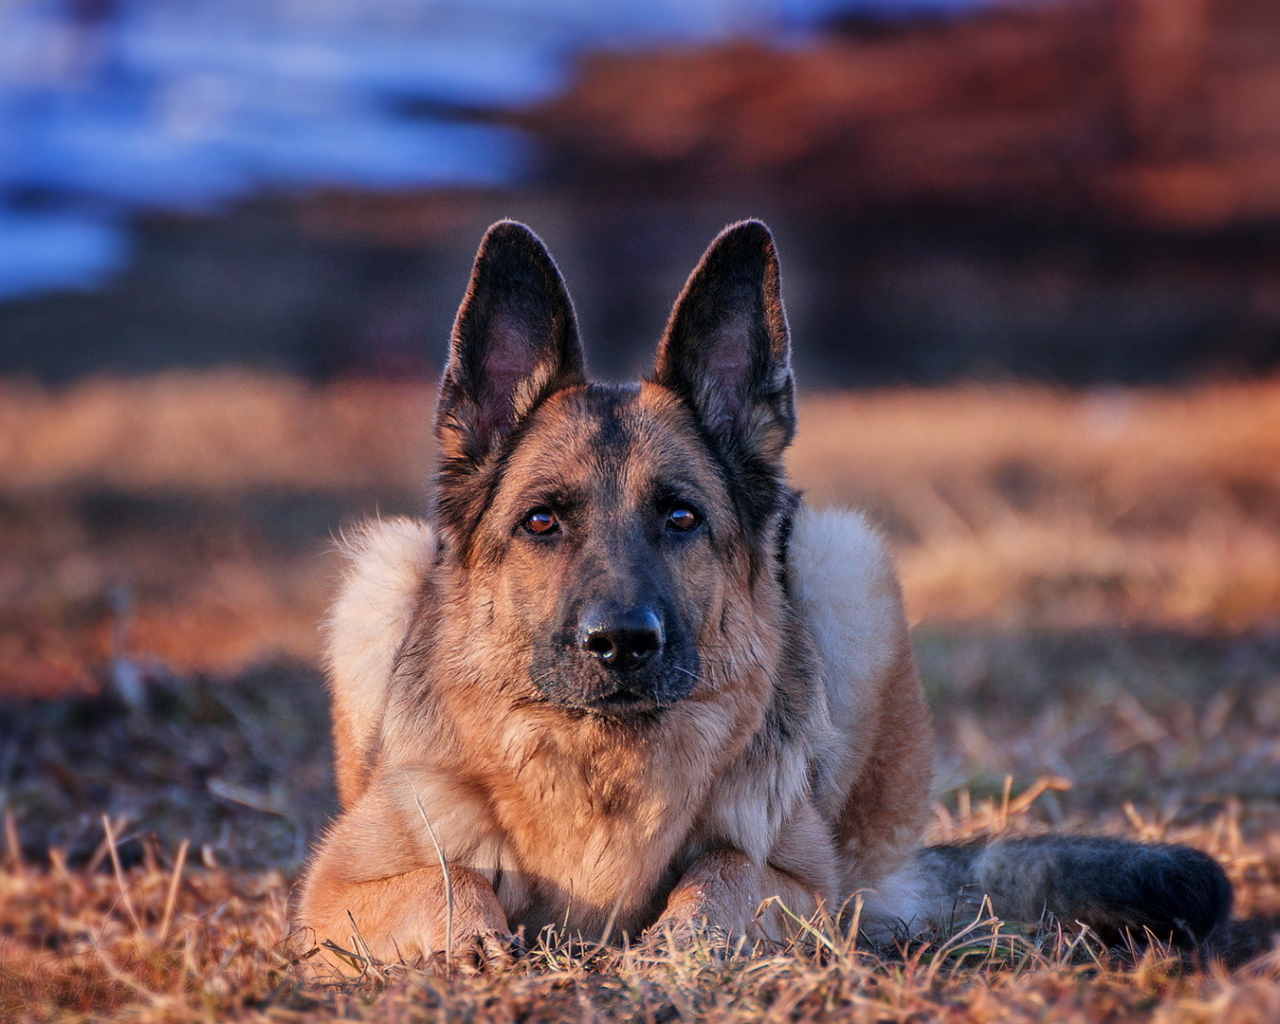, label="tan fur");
[789,506,934,930]
[296,220,934,966]
[299,499,929,961]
